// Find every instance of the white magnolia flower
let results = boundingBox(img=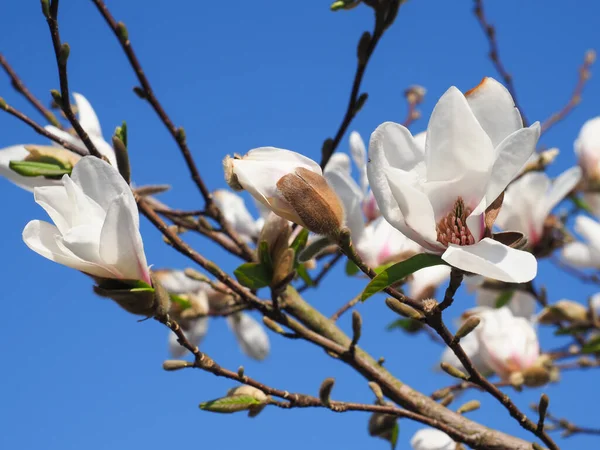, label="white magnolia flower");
[227,313,270,360]
[409,264,452,300]
[213,189,262,242]
[496,167,581,247]
[411,428,456,450]
[562,215,600,268]
[0,93,116,191]
[440,329,490,375]
[326,152,352,175]
[474,307,540,380]
[367,77,540,283]
[475,288,537,322]
[22,157,151,284]
[349,131,381,221]
[575,116,600,181]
